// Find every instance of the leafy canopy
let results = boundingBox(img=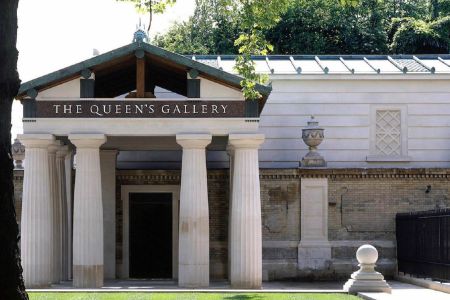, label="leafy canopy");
[217,0,292,100]
[120,0,290,100]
